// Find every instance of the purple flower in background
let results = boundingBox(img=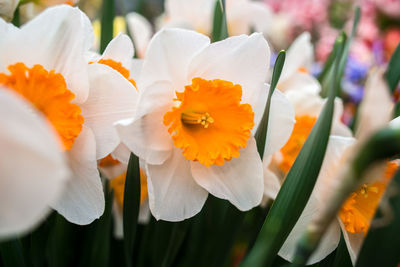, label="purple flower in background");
[345,56,369,83]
